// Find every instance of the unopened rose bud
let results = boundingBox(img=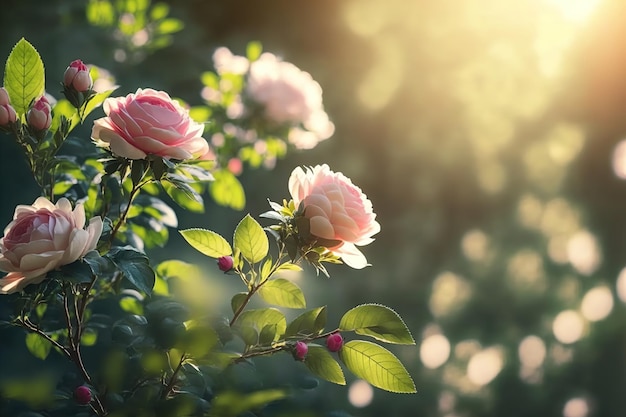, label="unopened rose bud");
[73,385,92,405]
[27,96,52,131]
[217,255,234,272]
[64,59,92,92]
[326,332,343,352]
[294,341,308,360]
[0,87,10,106]
[0,87,17,127]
